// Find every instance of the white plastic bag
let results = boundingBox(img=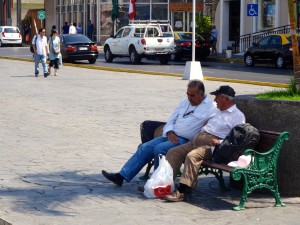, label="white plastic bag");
[58,53,63,66]
[144,155,175,198]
